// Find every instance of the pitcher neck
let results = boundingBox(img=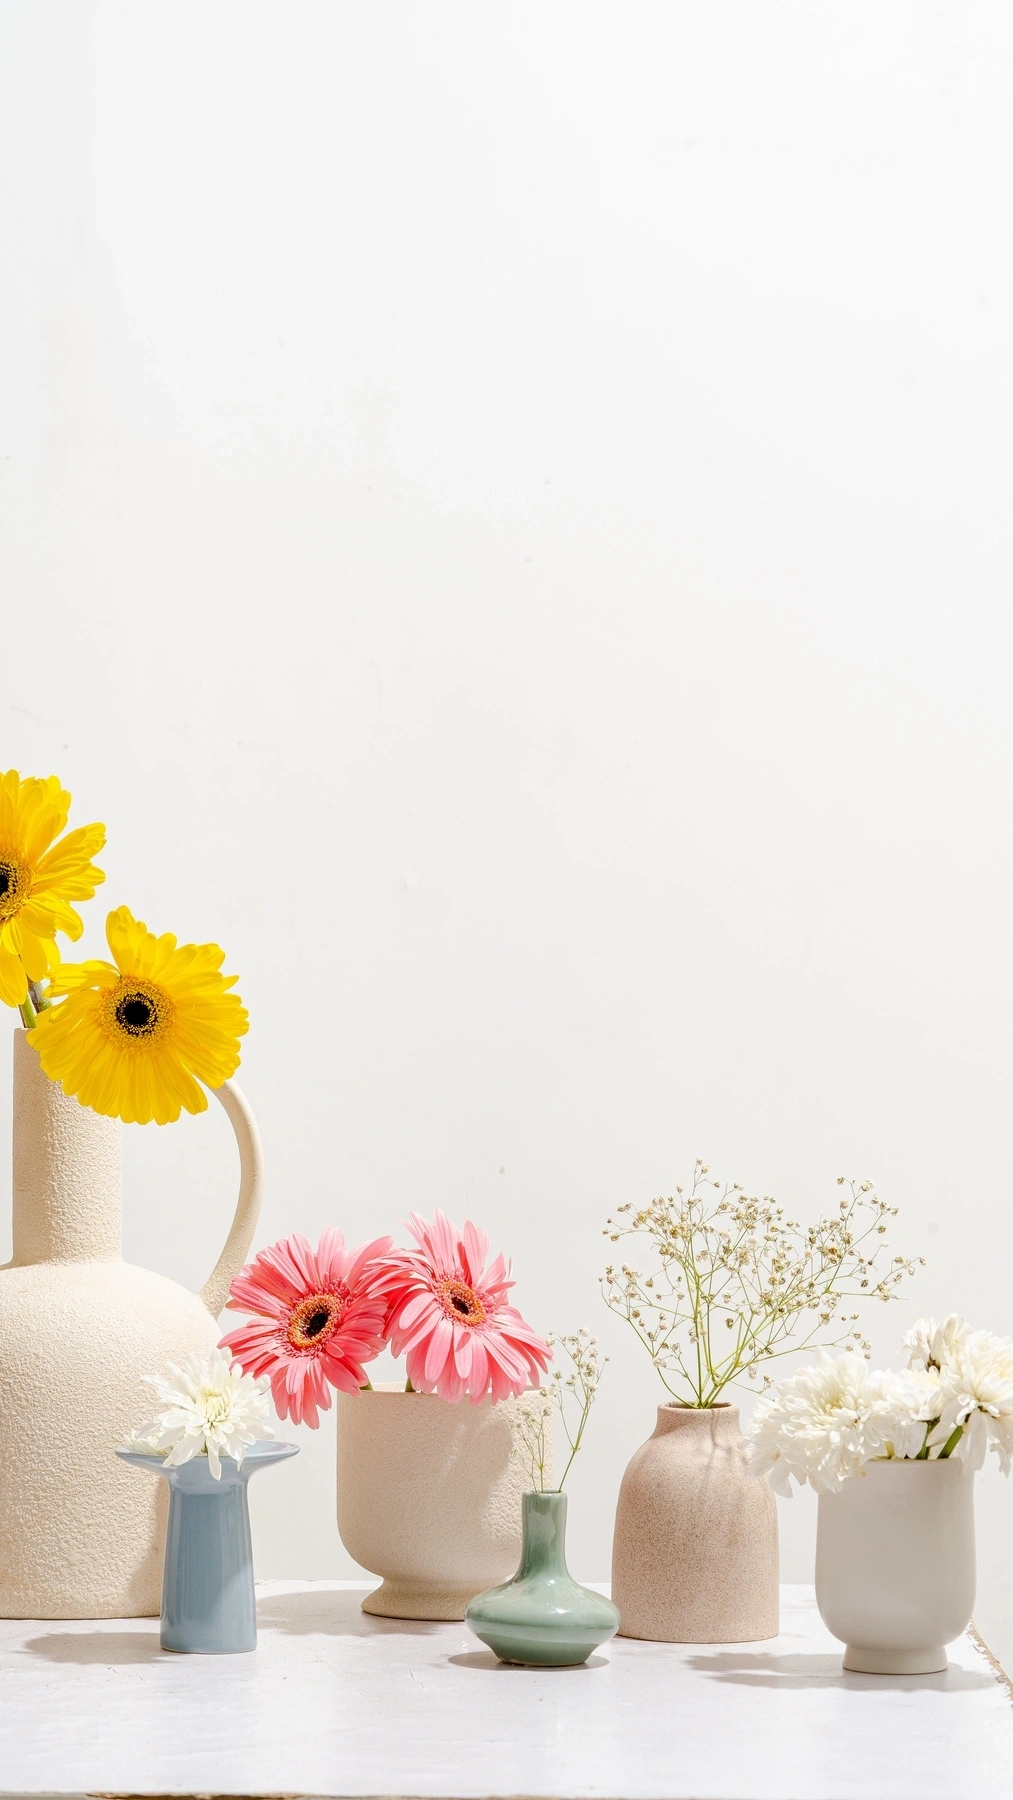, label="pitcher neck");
[10,1030,122,1264]
[518,1489,570,1579]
